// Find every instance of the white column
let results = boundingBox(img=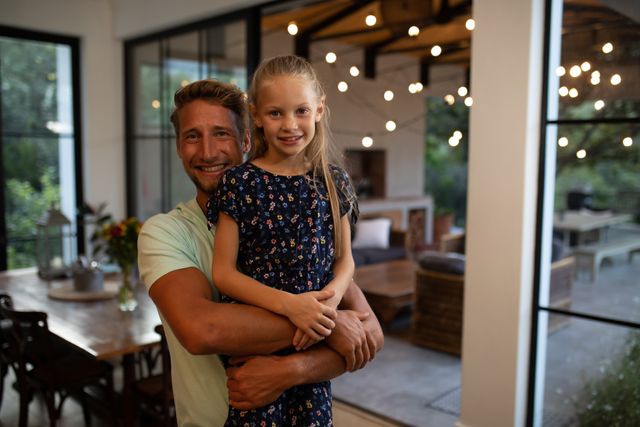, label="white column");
[457,0,545,426]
